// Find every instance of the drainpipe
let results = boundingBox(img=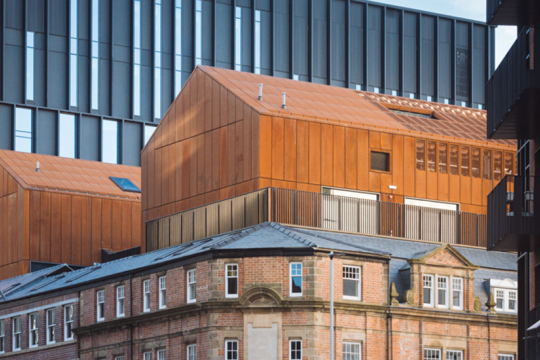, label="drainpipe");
[387,266,392,360]
[329,252,334,360]
[130,273,133,360]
